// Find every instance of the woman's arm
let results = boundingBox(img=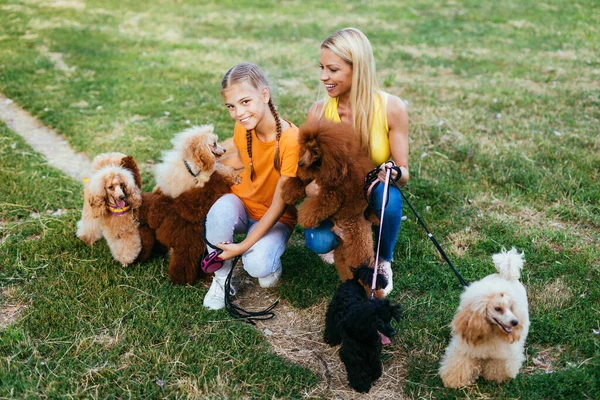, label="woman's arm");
[382,94,409,187]
[216,176,290,260]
